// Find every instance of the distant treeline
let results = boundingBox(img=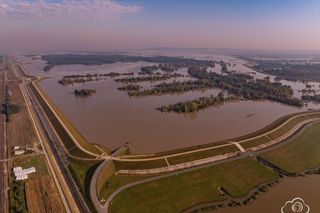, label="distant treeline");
[251,60,320,81]
[157,93,240,113]
[42,54,216,71]
[301,95,320,103]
